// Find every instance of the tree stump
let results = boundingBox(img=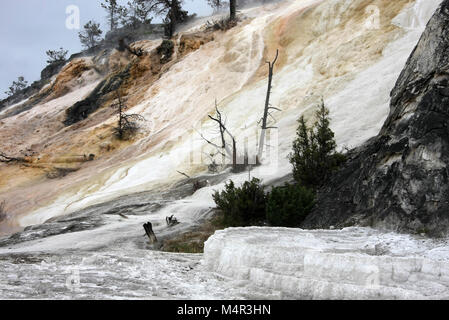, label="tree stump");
[143,222,158,244]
